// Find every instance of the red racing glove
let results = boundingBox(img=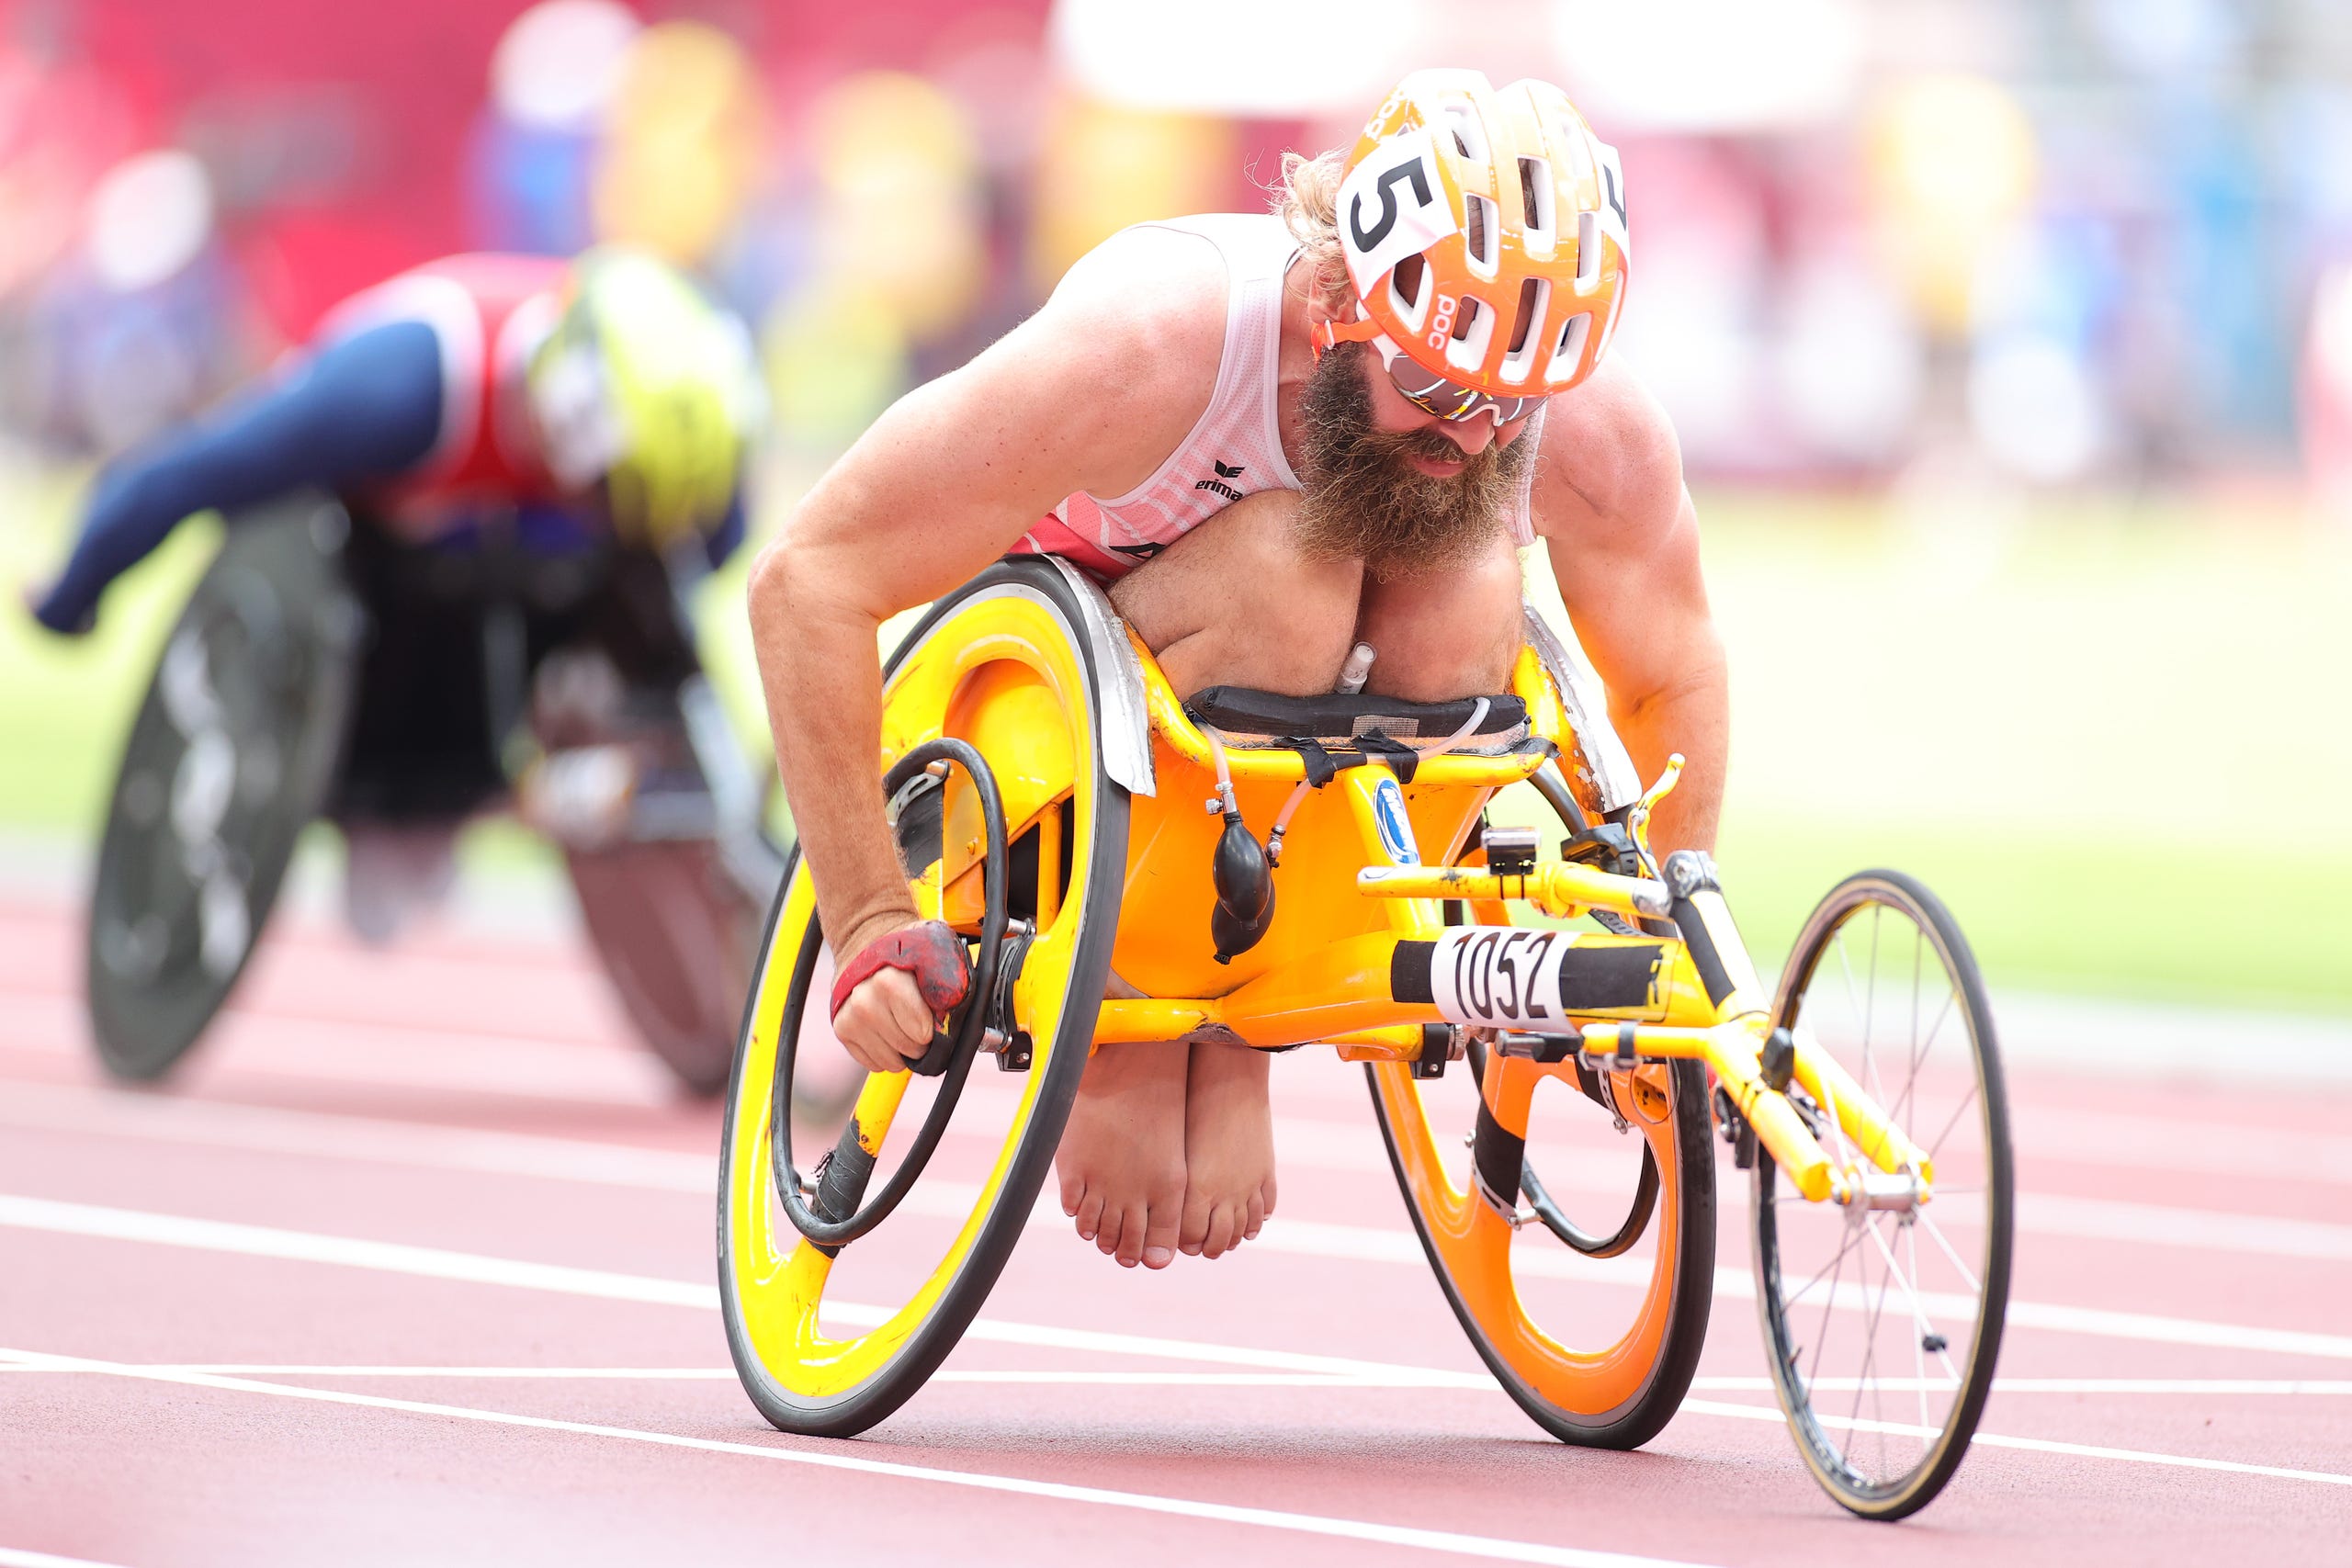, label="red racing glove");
[829,919,973,1024]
